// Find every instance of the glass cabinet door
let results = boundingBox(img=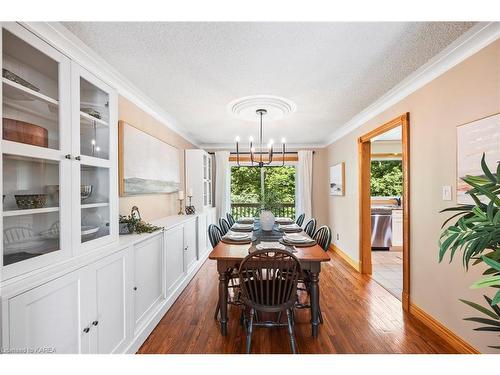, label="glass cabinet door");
[1,23,71,276]
[71,63,117,252]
